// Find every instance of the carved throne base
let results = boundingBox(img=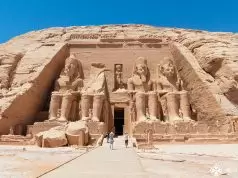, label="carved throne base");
[87,121,106,135]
